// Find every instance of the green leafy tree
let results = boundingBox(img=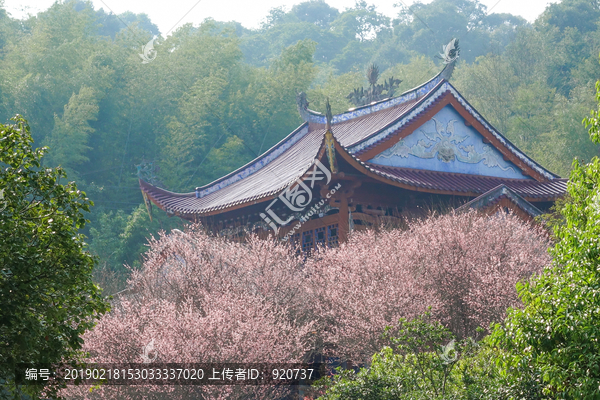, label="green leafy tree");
[0,0,104,139]
[260,20,346,64]
[314,313,485,400]
[583,79,600,144]
[43,86,100,180]
[393,0,524,63]
[87,209,129,293]
[331,0,390,42]
[492,80,600,398]
[0,116,109,397]
[453,55,517,137]
[88,203,185,295]
[329,40,377,73]
[539,0,600,34]
[313,312,546,400]
[291,0,340,28]
[506,82,558,155]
